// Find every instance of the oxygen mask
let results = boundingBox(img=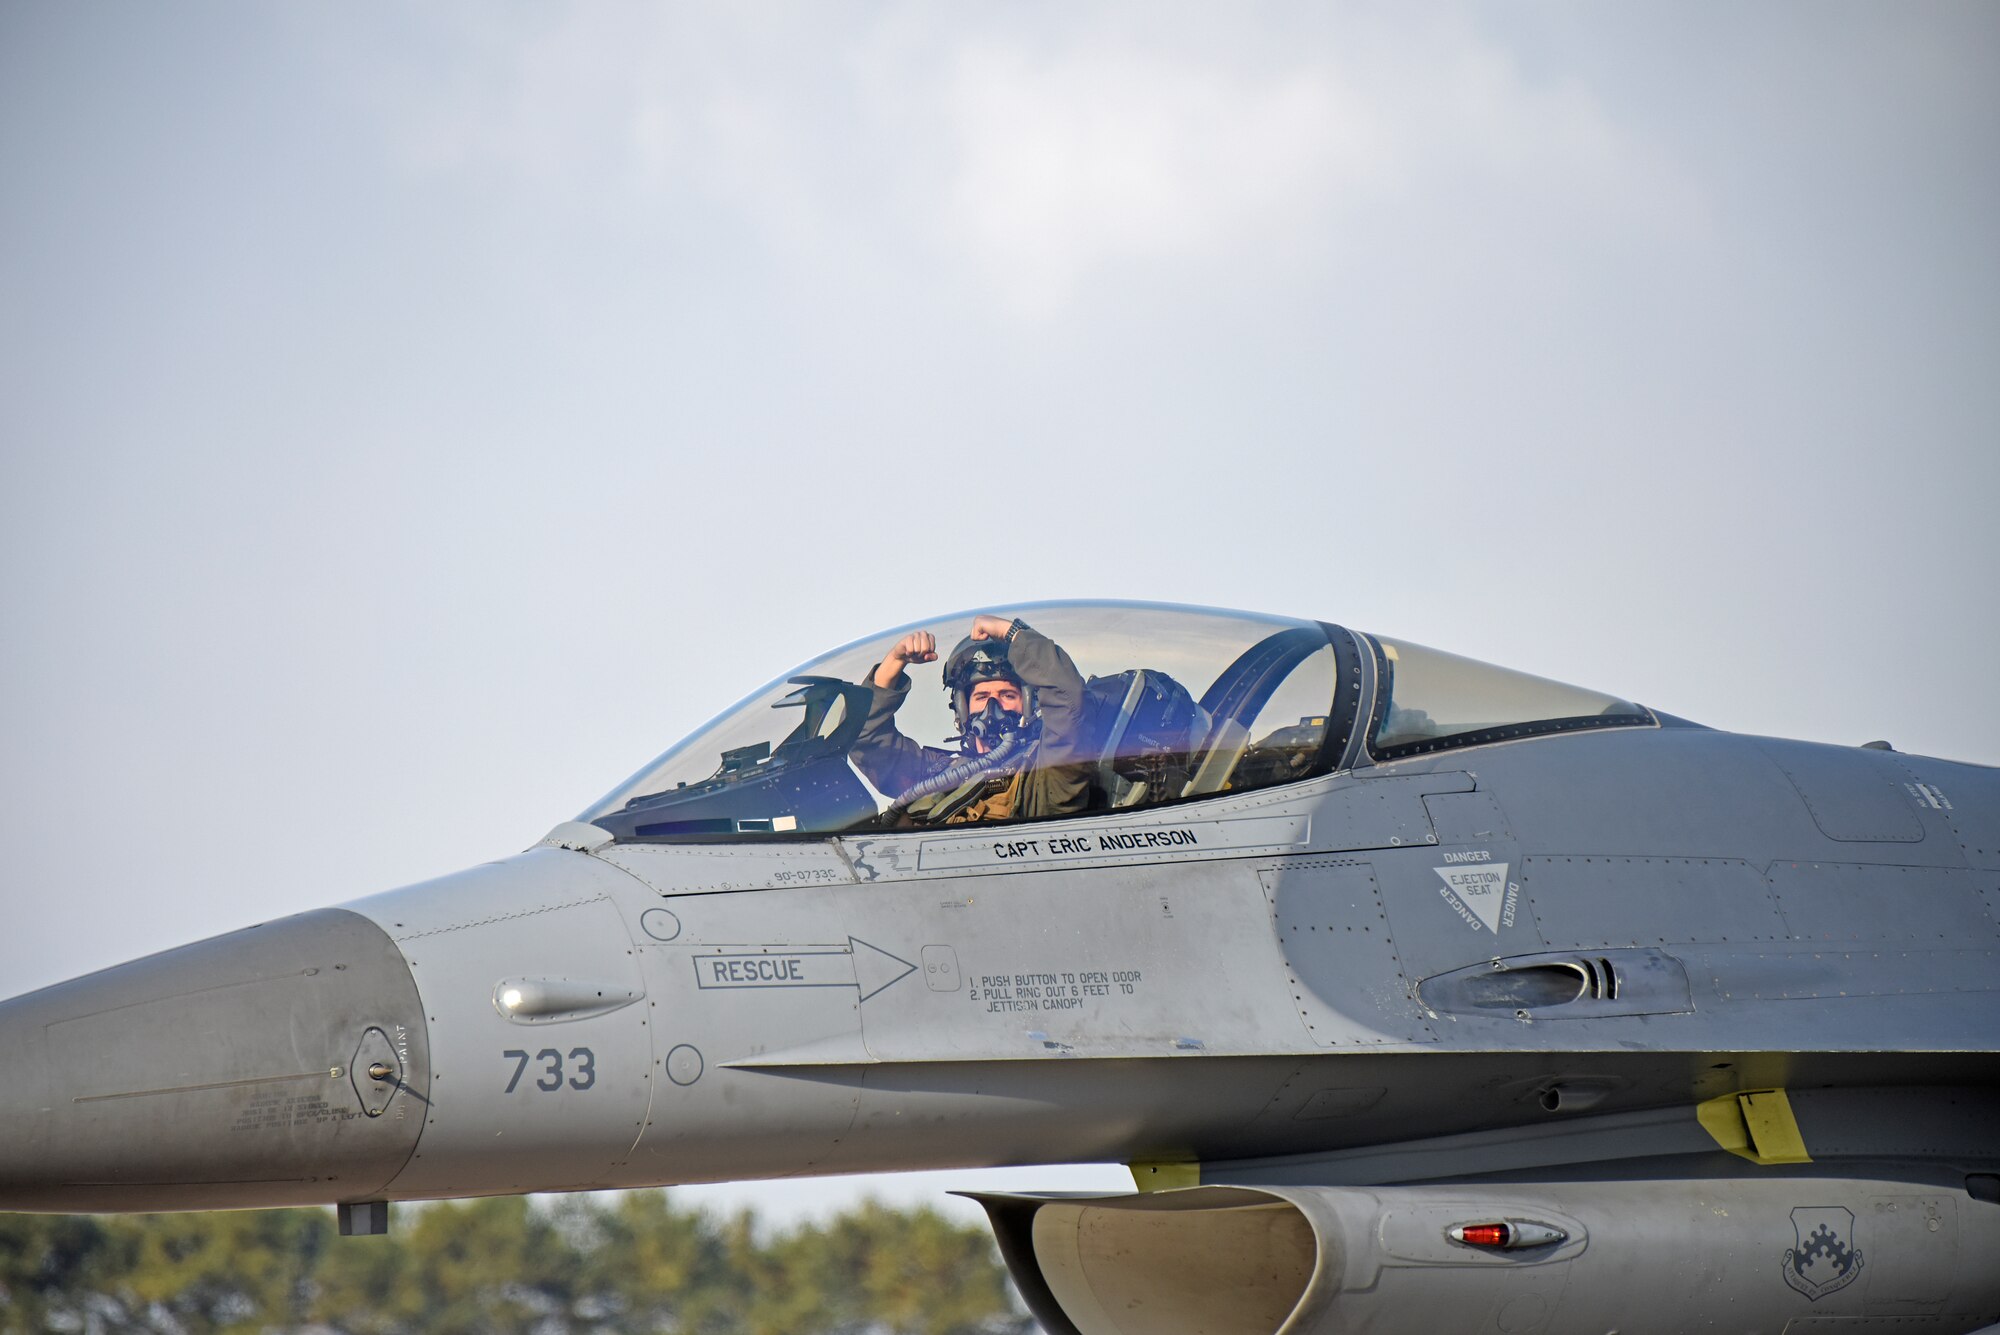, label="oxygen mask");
[963,696,1030,754]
